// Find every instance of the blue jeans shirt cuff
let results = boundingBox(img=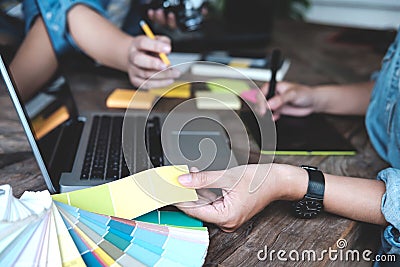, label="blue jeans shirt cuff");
[377,168,400,255]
